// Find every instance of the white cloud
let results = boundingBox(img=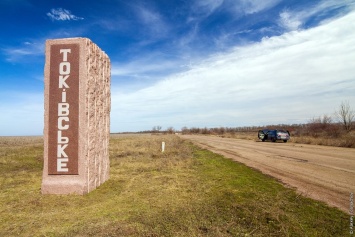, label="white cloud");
[134,6,169,37]
[137,7,161,24]
[111,50,189,76]
[278,0,355,31]
[191,0,280,19]
[2,26,88,62]
[239,0,281,14]
[110,11,355,132]
[193,0,224,16]
[47,8,84,21]
[279,10,302,31]
[2,41,44,62]
[112,60,176,78]
[193,0,280,17]
[111,52,195,94]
